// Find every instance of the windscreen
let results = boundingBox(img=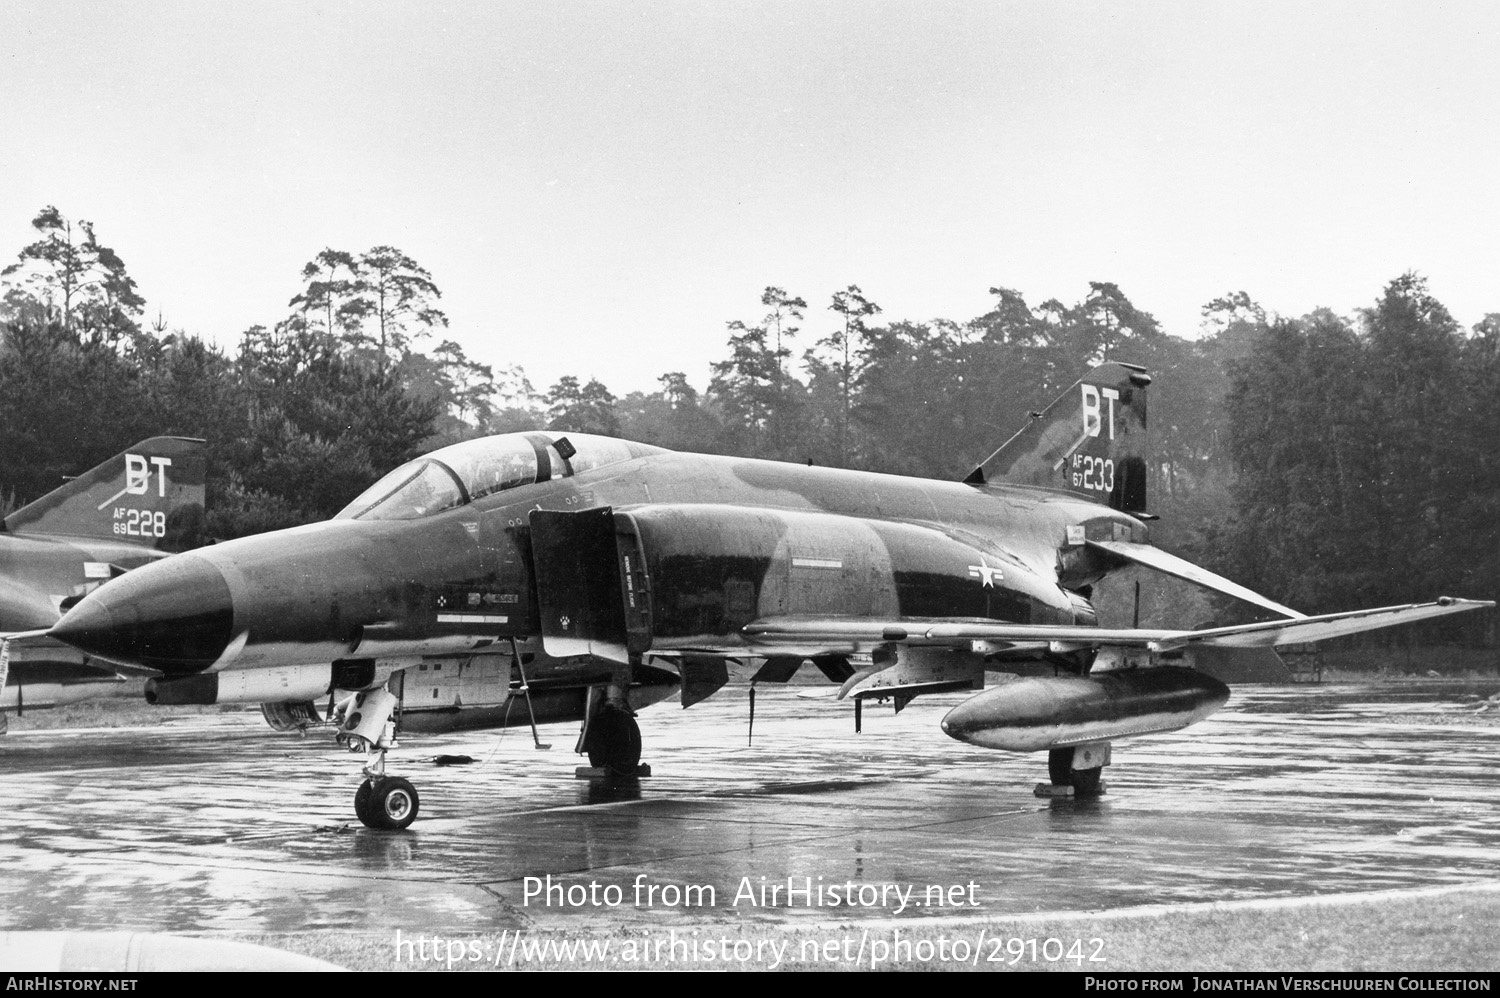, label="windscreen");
[336,432,664,521]
[337,460,466,521]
